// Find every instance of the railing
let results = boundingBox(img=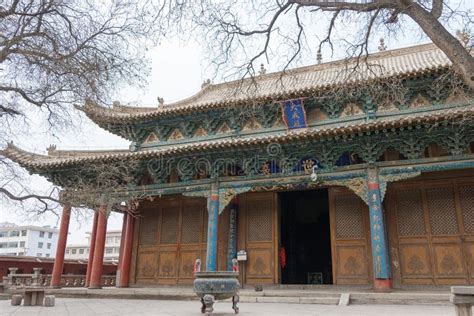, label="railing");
[4,267,115,288]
